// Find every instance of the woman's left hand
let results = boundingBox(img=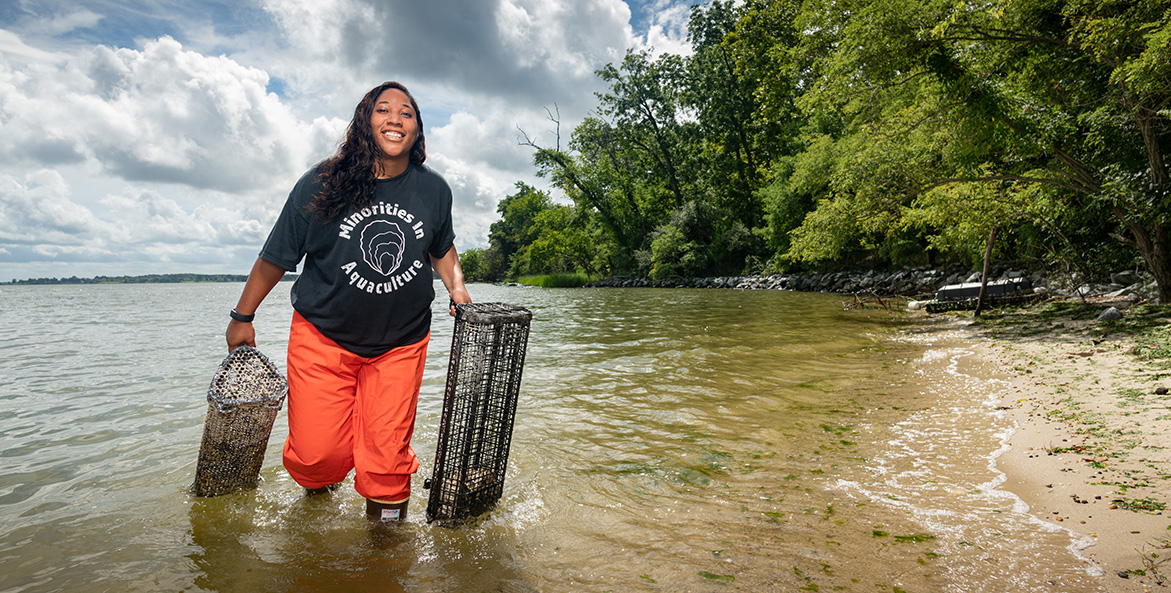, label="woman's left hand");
[448,286,471,316]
